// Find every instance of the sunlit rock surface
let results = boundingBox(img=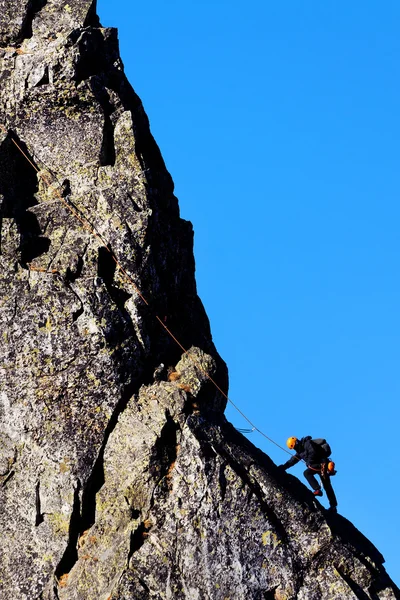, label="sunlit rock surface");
[0,2,399,599]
